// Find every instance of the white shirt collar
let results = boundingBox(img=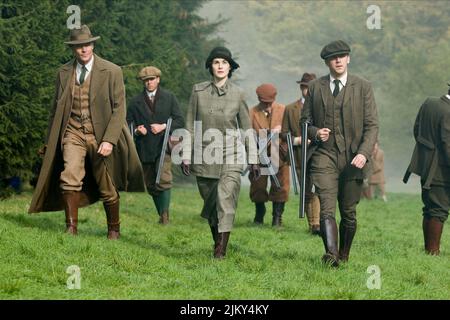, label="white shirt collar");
[77,56,94,73]
[146,88,157,98]
[446,94,450,100]
[300,97,305,104]
[330,72,348,86]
